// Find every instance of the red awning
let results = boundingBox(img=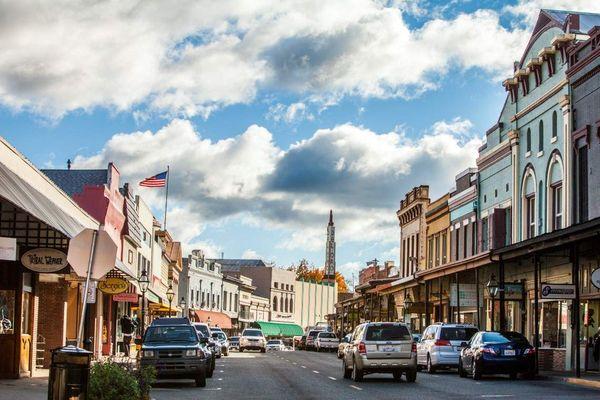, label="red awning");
[194,310,232,330]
